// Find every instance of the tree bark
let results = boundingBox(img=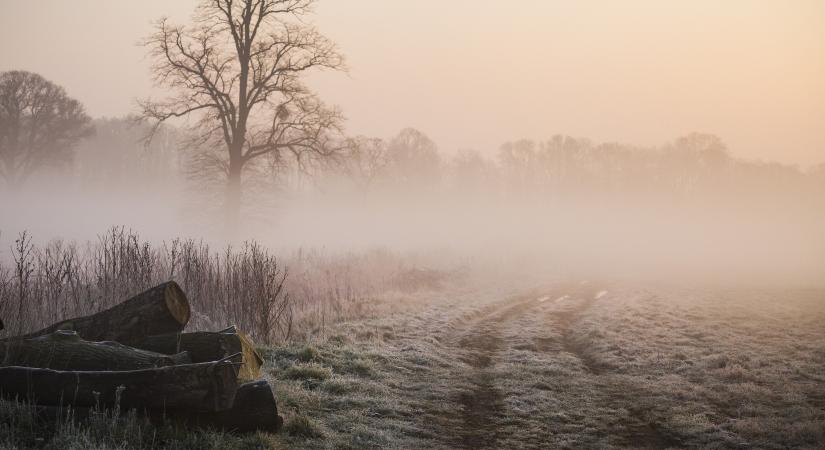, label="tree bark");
[129,326,262,381]
[1,330,191,371]
[168,380,282,432]
[3,281,190,345]
[0,357,240,412]
[31,380,282,434]
[225,157,243,235]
